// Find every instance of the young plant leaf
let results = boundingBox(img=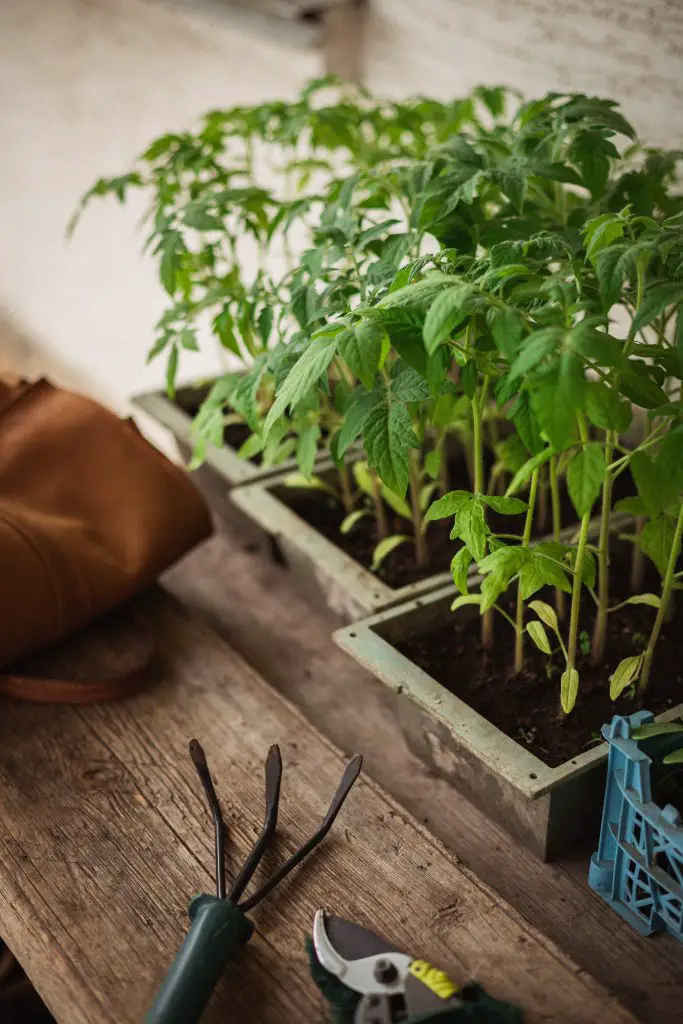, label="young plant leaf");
[456,499,489,561]
[630,450,666,519]
[340,509,369,535]
[662,748,683,765]
[527,621,552,655]
[264,333,338,435]
[582,214,624,265]
[560,668,579,714]
[609,656,643,700]
[427,490,472,520]
[422,284,471,354]
[506,448,553,496]
[282,472,338,499]
[451,594,482,613]
[508,328,563,380]
[519,553,571,600]
[567,443,604,518]
[338,388,382,457]
[636,515,676,575]
[631,283,683,336]
[632,723,683,740]
[451,546,473,593]
[620,374,668,410]
[339,323,385,389]
[364,401,419,496]
[482,495,528,515]
[529,600,559,634]
[296,423,321,479]
[371,534,411,572]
